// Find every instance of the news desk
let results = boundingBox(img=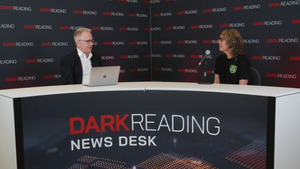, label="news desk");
[1,82,300,169]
